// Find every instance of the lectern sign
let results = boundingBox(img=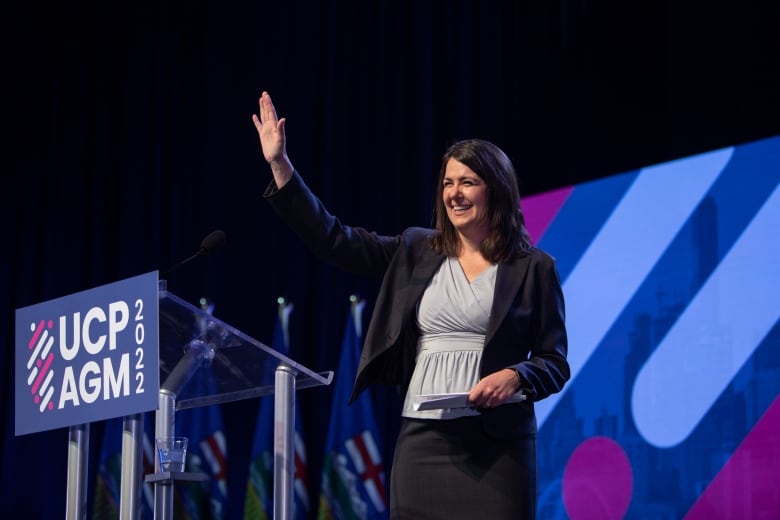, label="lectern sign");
[15,271,160,436]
